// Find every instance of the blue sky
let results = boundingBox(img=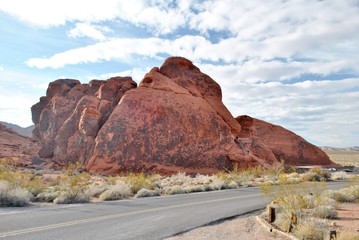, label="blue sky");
[0,0,358,147]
